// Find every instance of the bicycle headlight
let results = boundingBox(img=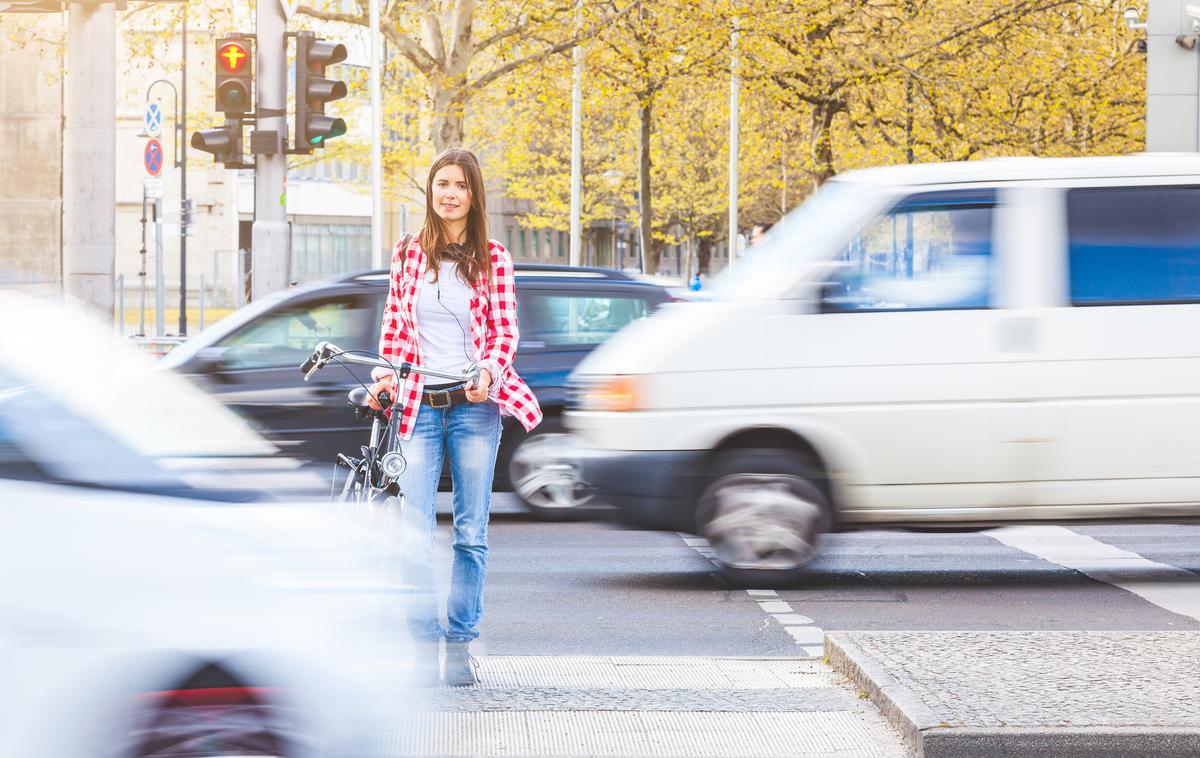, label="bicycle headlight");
[380,451,407,478]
